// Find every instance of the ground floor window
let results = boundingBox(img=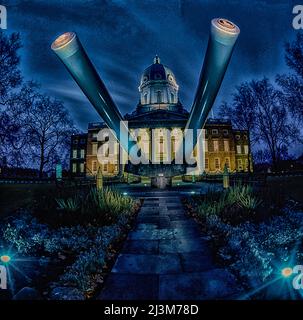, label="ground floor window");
[215,158,220,170]
[238,159,243,170]
[80,163,84,173]
[92,160,97,174]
